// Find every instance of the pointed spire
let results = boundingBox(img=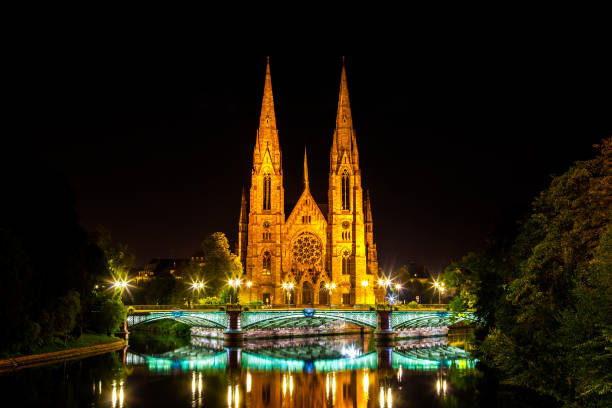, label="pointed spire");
[239,186,248,224]
[365,189,373,222]
[259,56,277,130]
[303,146,309,190]
[335,56,353,129]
